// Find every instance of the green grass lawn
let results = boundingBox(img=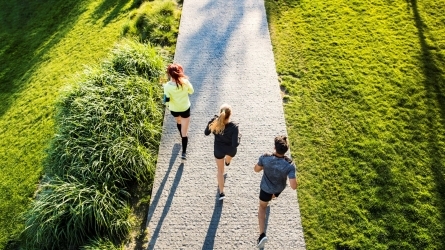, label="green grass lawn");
[0,0,137,248]
[265,0,445,249]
